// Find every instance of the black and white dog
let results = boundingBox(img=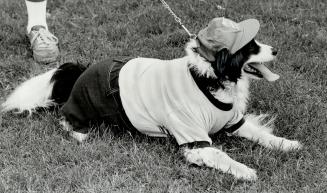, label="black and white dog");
[1,22,302,181]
